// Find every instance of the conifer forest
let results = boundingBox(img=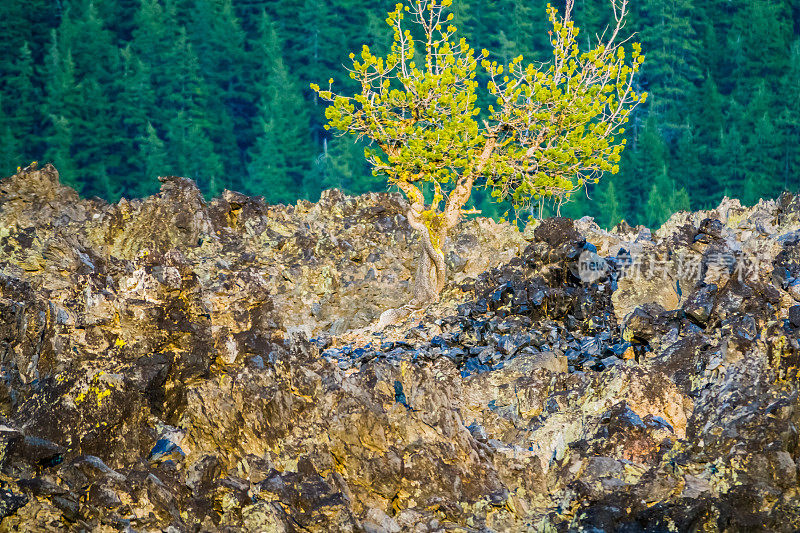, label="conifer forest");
[1,0,799,227]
